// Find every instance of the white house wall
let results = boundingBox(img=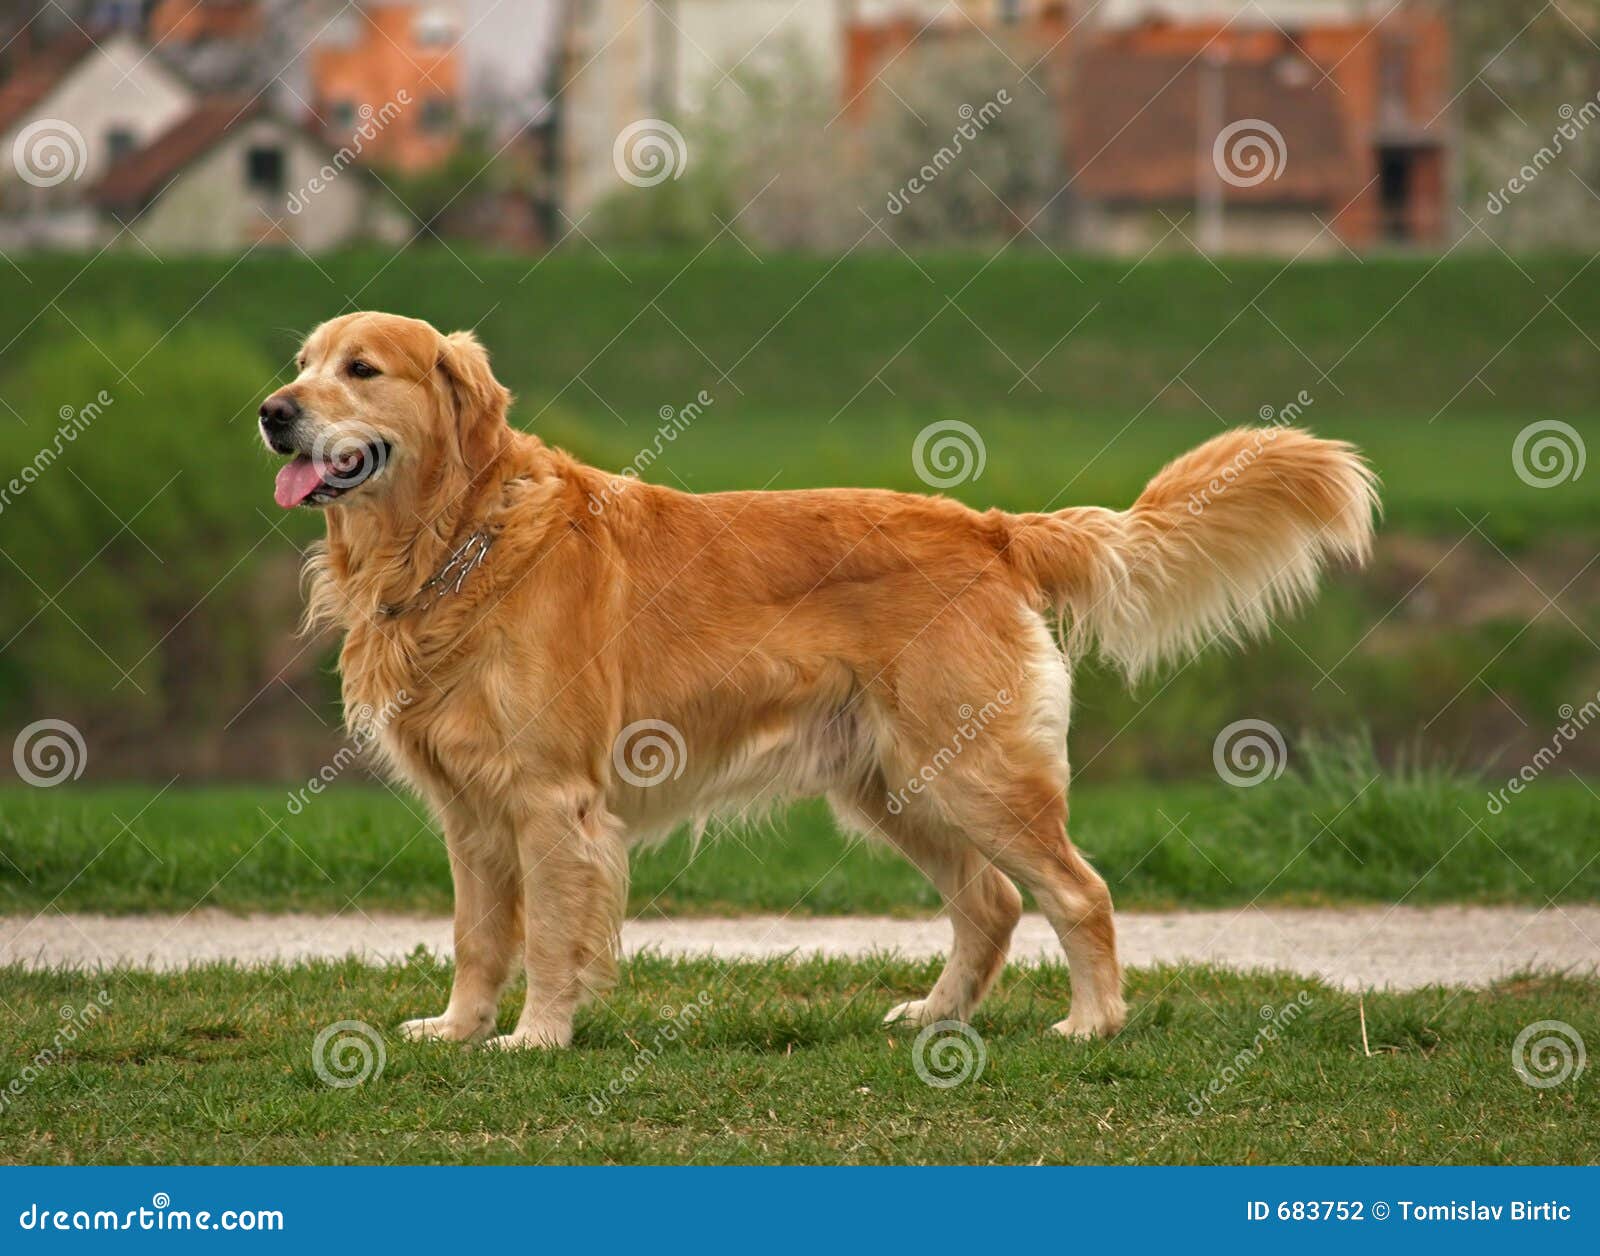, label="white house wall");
[0,33,194,206]
[126,120,370,254]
